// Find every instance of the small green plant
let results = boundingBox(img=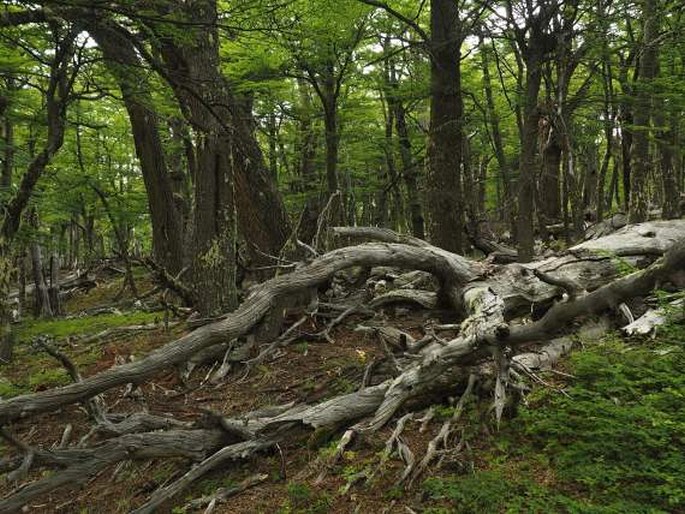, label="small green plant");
[287,481,311,503]
[593,249,638,276]
[384,485,404,500]
[331,376,356,394]
[423,469,598,513]
[278,481,332,514]
[28,368,69,390]
[0,379,23,398]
